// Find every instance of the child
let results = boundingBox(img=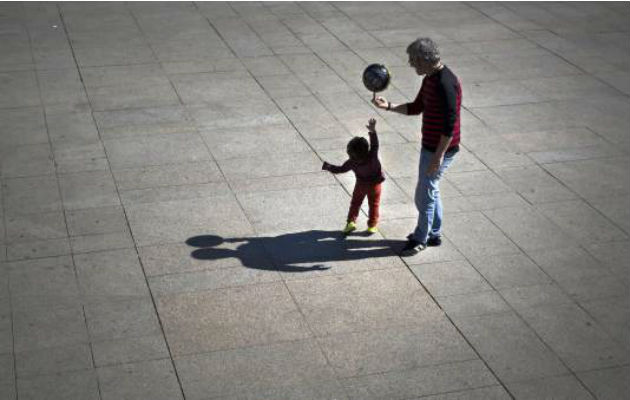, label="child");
[322,118,385,234]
